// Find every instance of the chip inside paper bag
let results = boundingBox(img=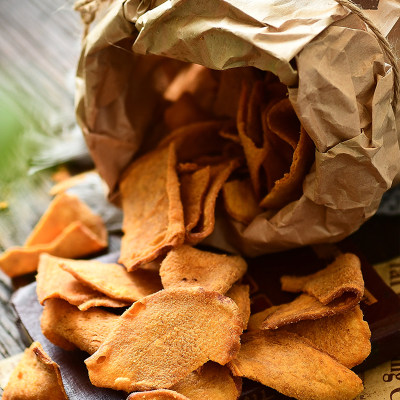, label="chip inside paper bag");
[76,0,400,256]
